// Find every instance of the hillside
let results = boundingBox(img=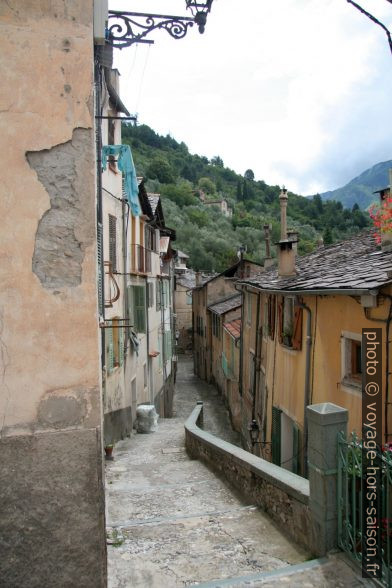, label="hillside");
[122,123,370,273]
[320,160,392,210]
